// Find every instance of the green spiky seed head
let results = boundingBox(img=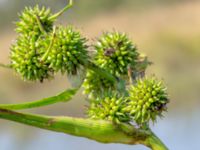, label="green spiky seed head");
[10,34,52,81]
[87,94,130,123]
[128,77,169,125]
[16,5,54,37]
[47,26,88,75]
[94,31,139,77]
[82,70,116,98]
